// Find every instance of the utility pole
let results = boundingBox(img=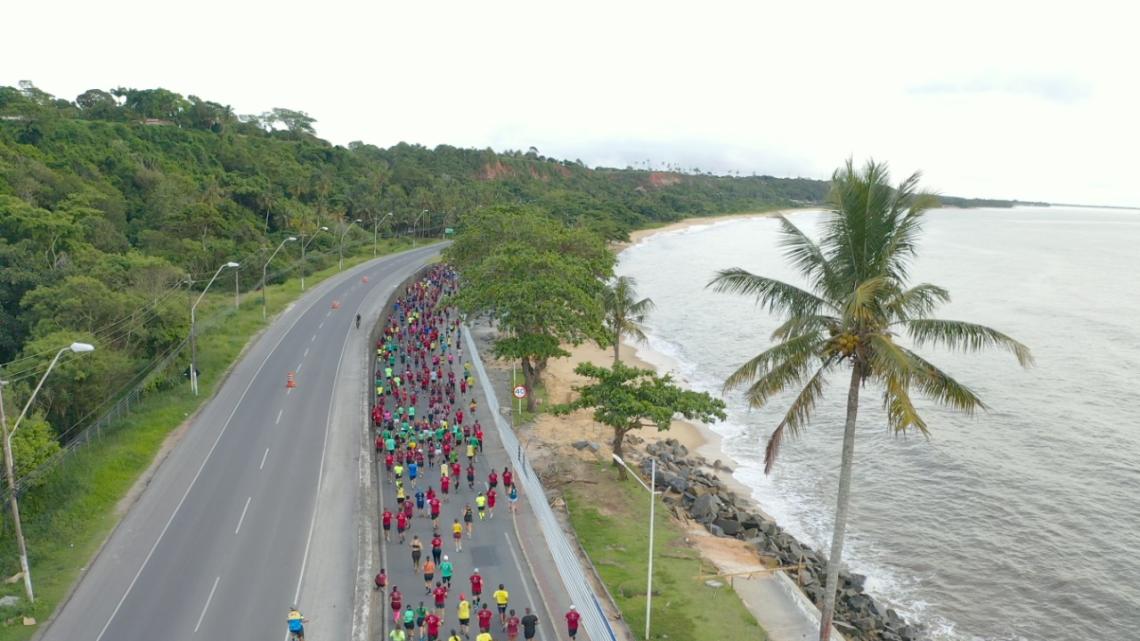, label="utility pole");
[0,381,33,604]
